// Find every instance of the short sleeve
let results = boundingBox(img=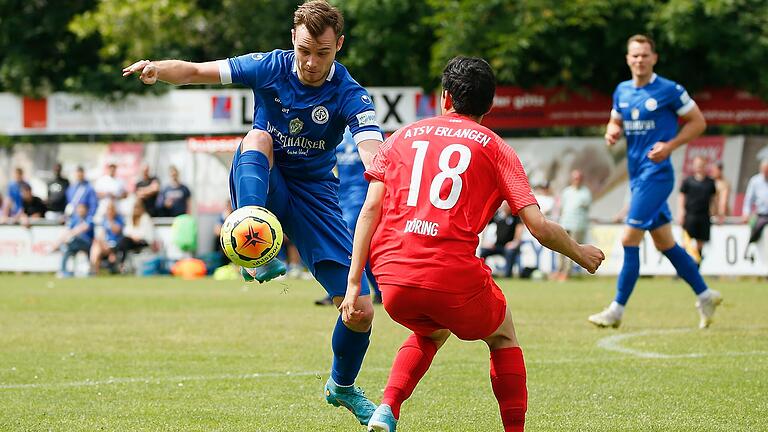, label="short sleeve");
[610,87,622,120]
[494,139,538,214]
[680,178,689,194]
[364,130,398,182]
[222,50,283,89]
[341,87,383,145]
[669,82,696,116]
